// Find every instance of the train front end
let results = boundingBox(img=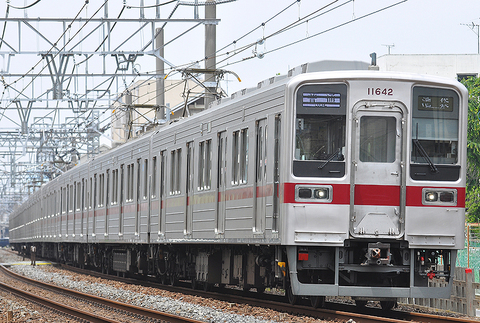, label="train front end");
[281,71,467,304]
